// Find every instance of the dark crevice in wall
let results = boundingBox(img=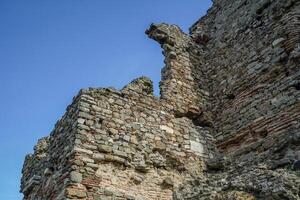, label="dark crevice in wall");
[174,111,212,128]
[256,0,272,16]
[225,93,235,100]
[292,82,300,90]
[193,34,210,46]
